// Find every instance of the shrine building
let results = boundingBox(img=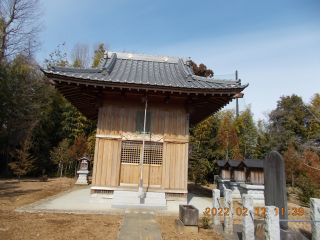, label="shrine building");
[42,51,248,201]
